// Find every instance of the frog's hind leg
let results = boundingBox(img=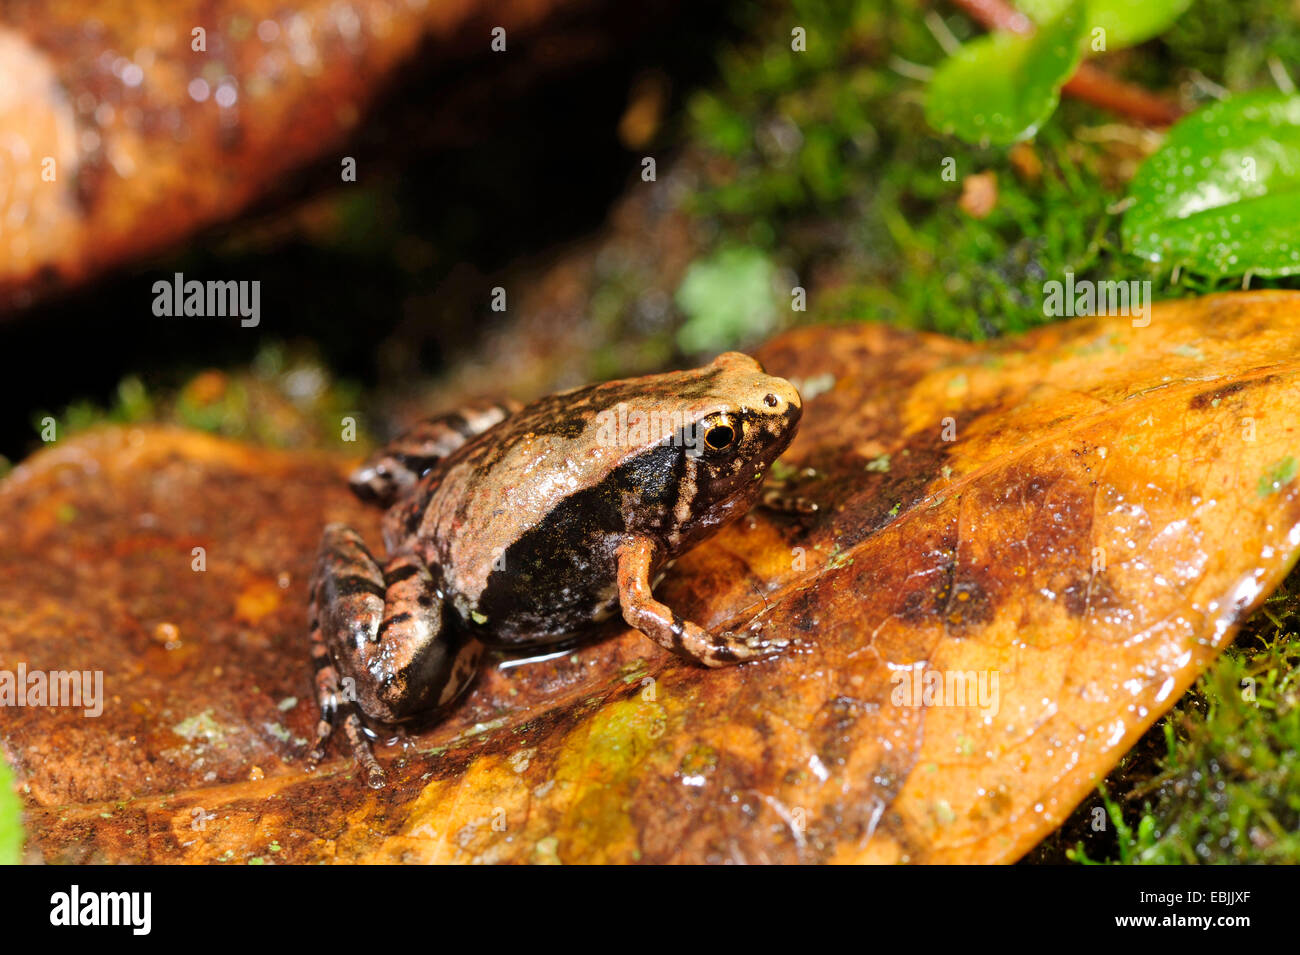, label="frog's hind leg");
[306,531,388,787]
[308,524,483,788]
[349,399,521,506]
[616,536,789,667]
